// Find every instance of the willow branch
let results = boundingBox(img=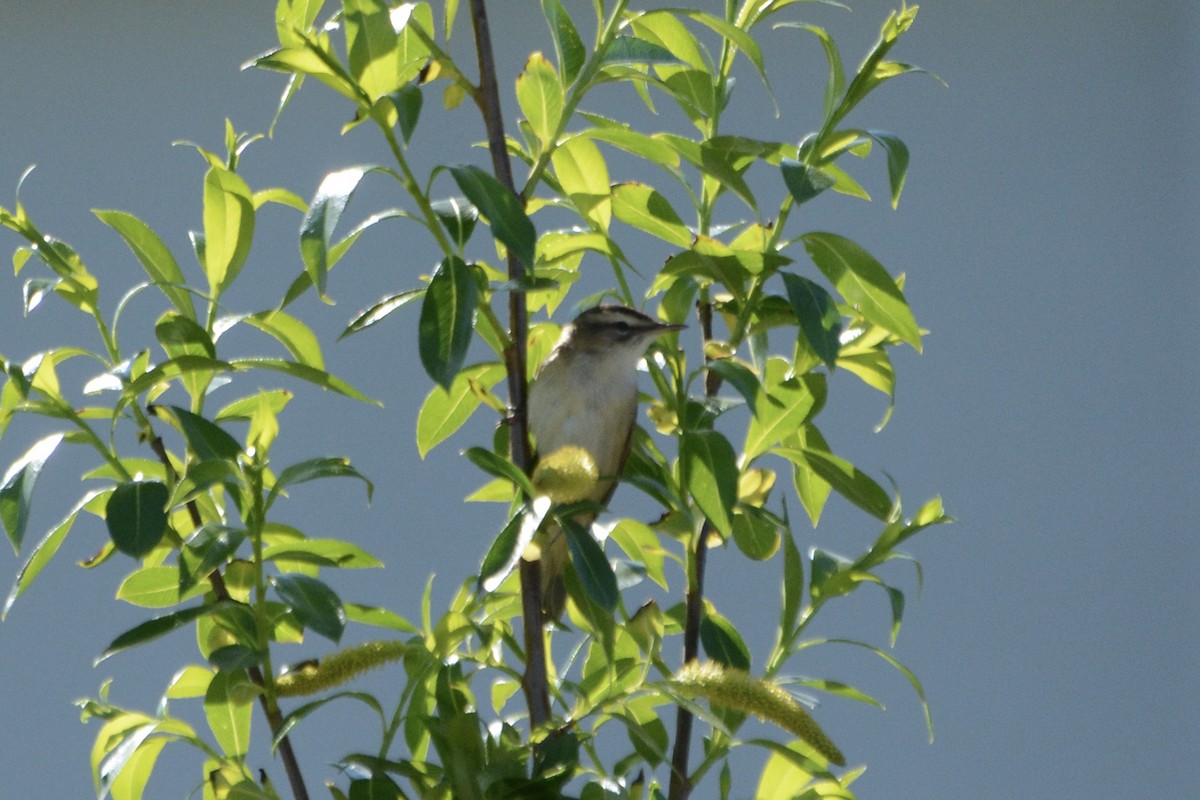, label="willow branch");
[668,300,719,800]
[467,0,551,730]
[147,433,309,800]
